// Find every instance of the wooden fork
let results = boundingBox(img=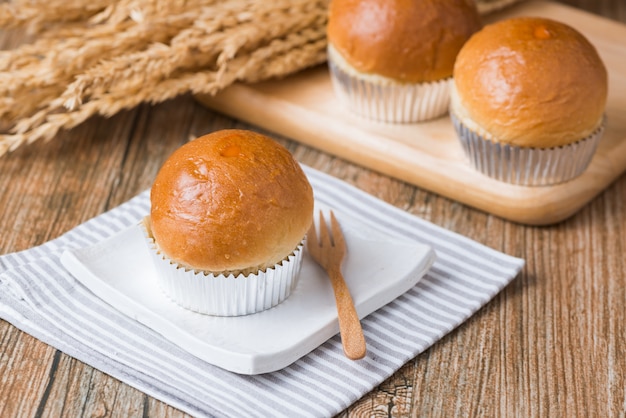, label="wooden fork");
[307,210,366,360]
